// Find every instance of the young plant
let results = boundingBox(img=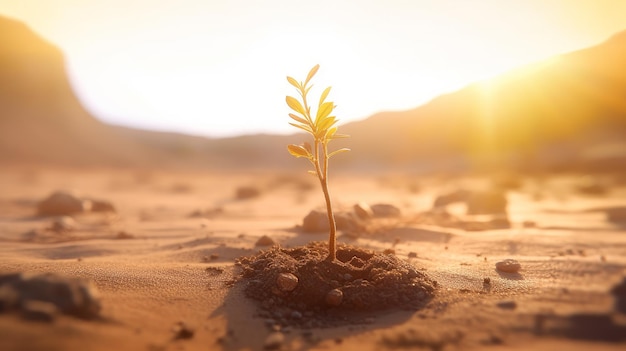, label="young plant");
[286,64,349,262]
